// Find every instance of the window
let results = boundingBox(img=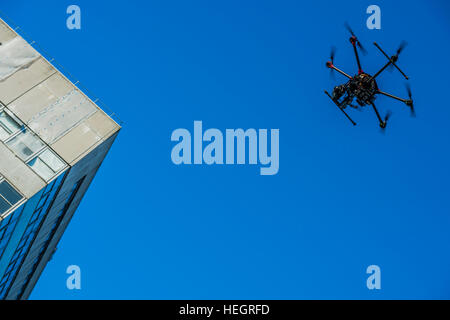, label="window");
[0,205,23,260]
[6,129,45,162]
[0,198,9,216]
[0,181,22,205]
[27,149,65,181]
[0,106,68,182]
[0,177,23,215]
[0,110,21,141]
